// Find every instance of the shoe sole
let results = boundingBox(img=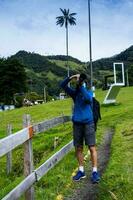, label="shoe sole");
[73,175,86,182]
[91,179,100,184]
